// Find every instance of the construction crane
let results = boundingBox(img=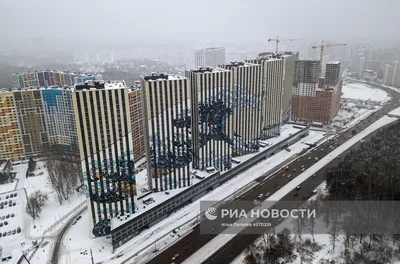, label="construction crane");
[312,40,347,75]
[268,36,295,54]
